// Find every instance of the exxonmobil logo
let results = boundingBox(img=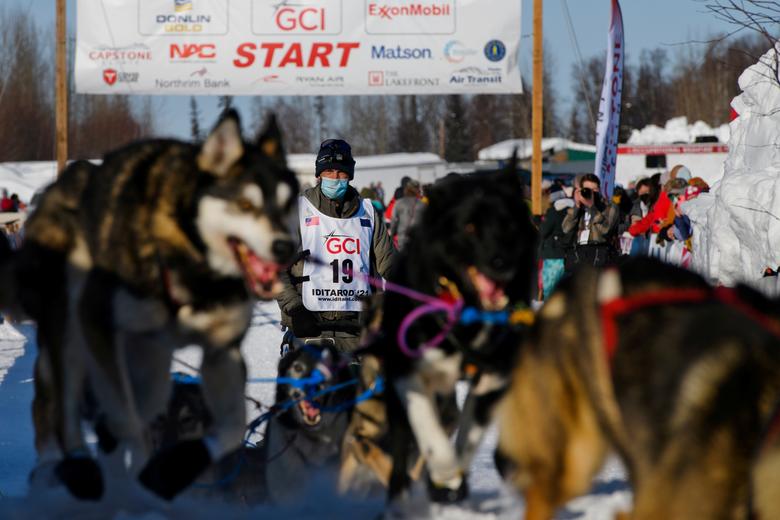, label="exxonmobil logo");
[169,43,216,60]
[367,2,451,20]
[365,1,455,35]
[325,234,361,255]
